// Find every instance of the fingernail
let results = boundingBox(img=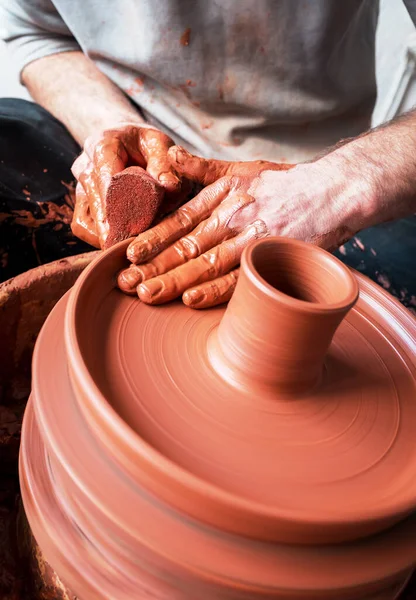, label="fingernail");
[183,288,205,307]
[117,267,142,292]
[171,146,188,165]
[127,242,149,263]
[158,172,180,188]
[137,279,163,303]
